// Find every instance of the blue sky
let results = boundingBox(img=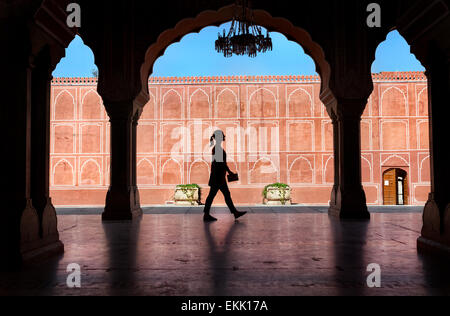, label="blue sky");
[52,23,425,78]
